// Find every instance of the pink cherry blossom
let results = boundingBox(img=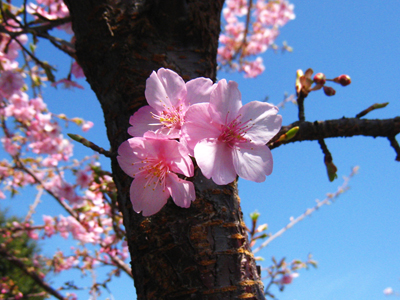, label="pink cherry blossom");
[76,169,92,188]
[0,70,24,97]
[128,68,215,138]
[242,57,265,78]
[383,287,394,295]
[51,78,84,89]
[117,136,195,216]
[82,121,94,132]
[43,215,56,237]
[1,137,20,156]
[182,79,282,185]
[278,272,299,285]
[71,61,85,78]
[219,0,295,77]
